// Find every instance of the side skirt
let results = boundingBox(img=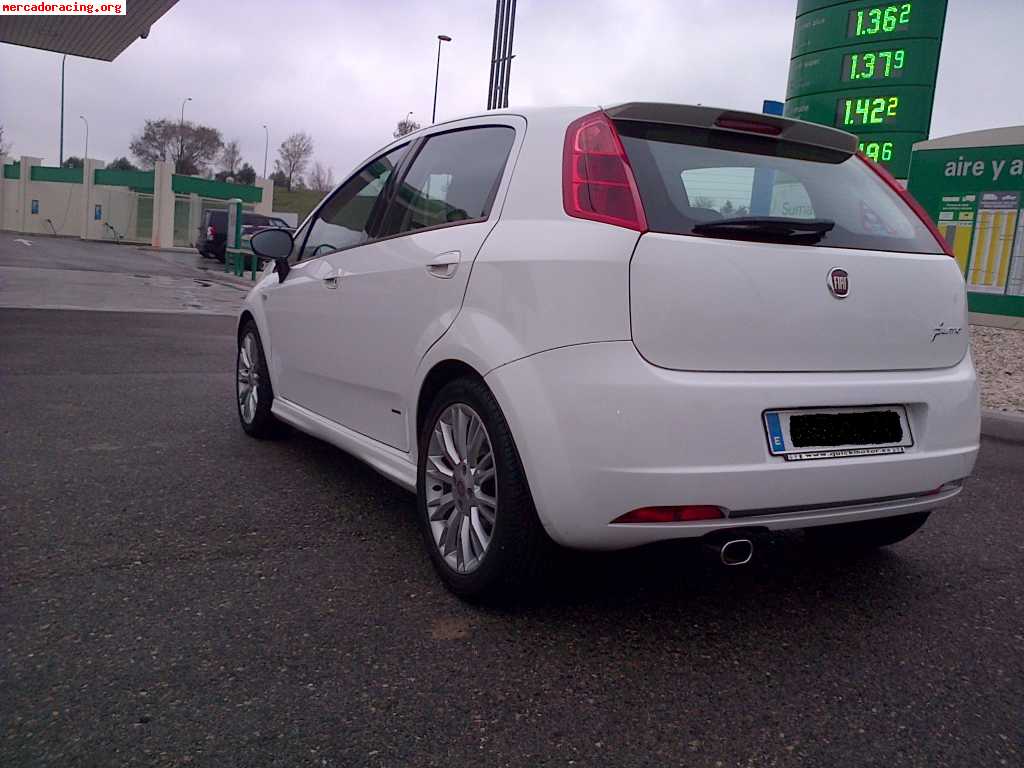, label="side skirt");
[272,397,417,492]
